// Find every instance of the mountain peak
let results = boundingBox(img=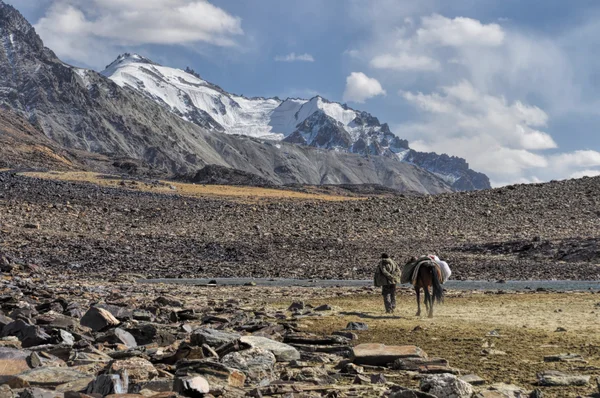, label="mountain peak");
[0,0,35,37]
[103,53,156,73]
